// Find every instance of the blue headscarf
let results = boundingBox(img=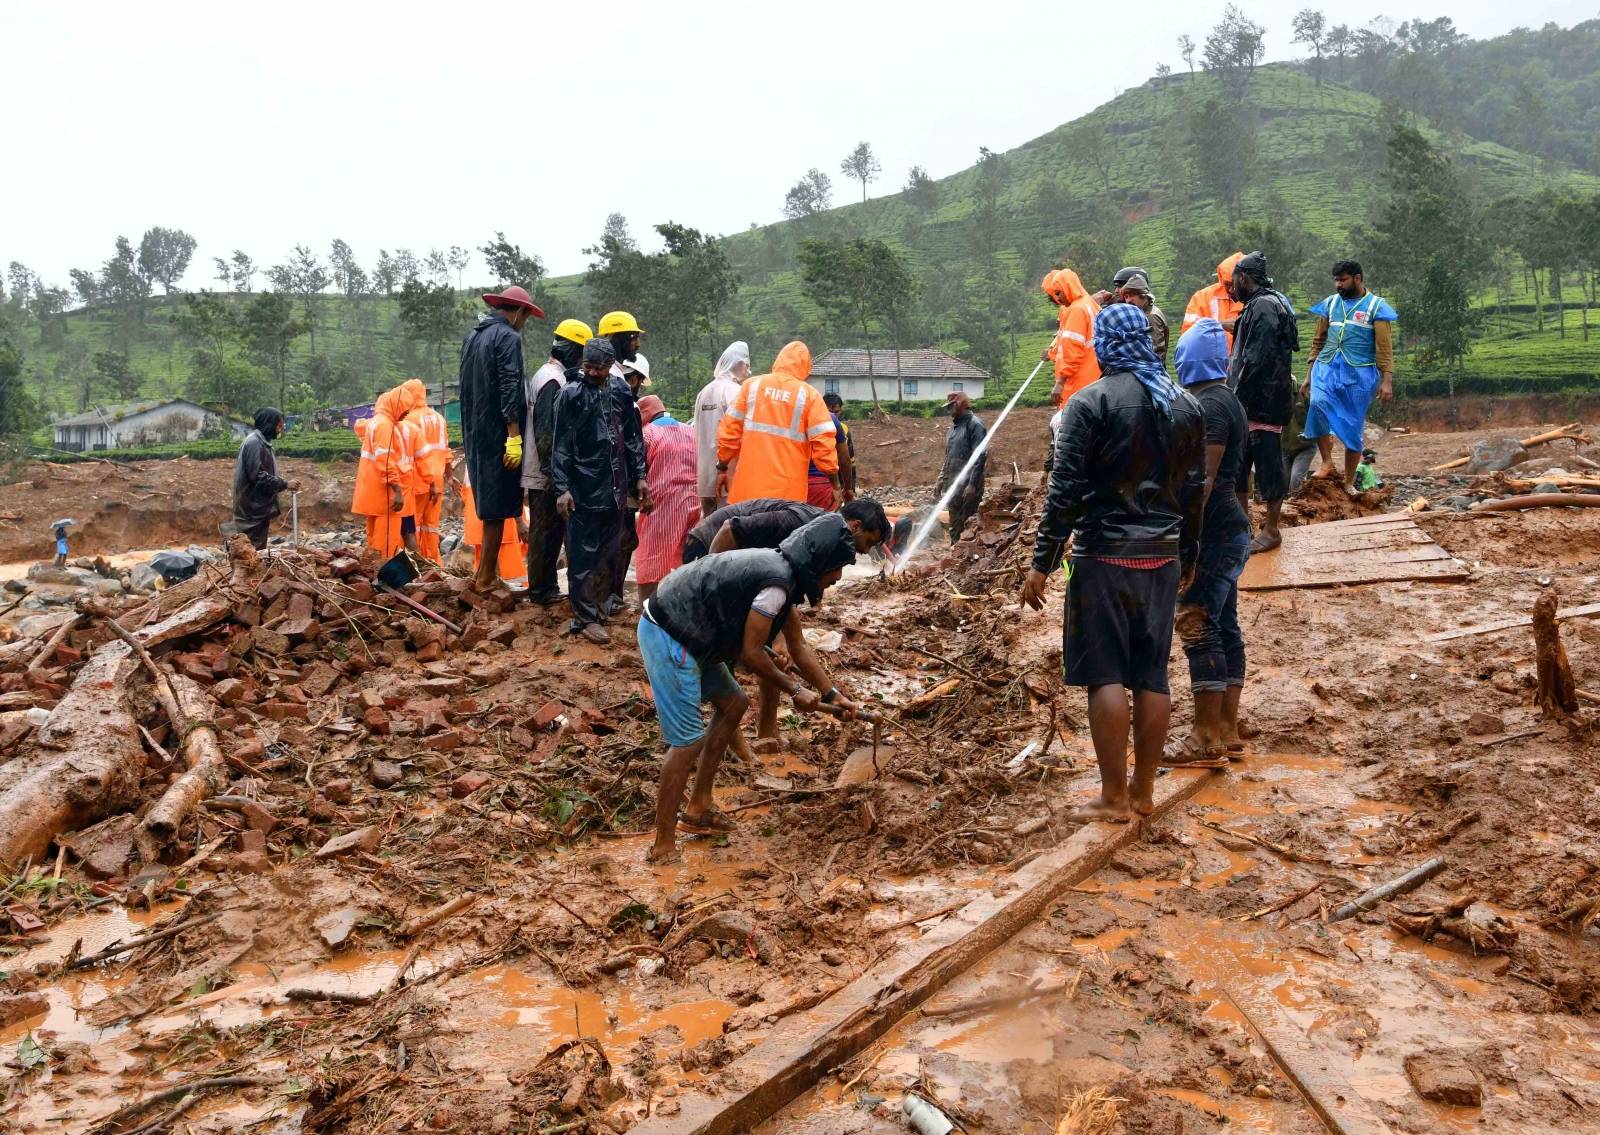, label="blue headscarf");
[1093,303,1177,419]
[1174,318,1231,386]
